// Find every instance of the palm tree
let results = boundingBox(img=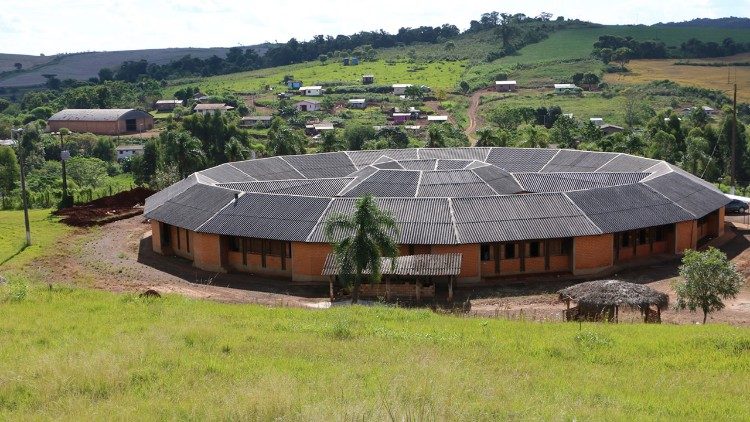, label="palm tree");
[324,196,399,304]
[162,130,205,178]
[268,125,307,156]
[224,137,251,162]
